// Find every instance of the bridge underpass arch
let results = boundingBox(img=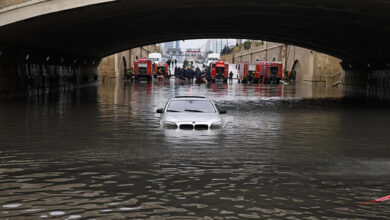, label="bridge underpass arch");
[1,0,390,61]
[291,60,302,81]
[0,0,389,96]
[119,56,127,78]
